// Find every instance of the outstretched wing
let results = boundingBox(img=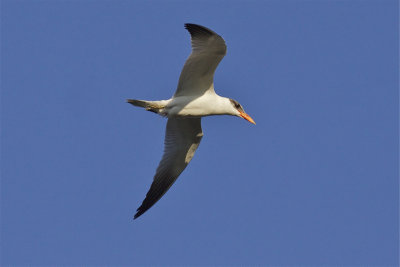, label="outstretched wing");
[134,118,203,219]
[173,23,227,97]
